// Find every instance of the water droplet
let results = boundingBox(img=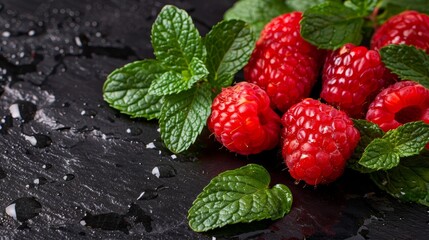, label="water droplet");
[126,127,142,136]
[5,197,42,222]
[80,108,97,118]
[0,115,13,134]
[23,134,52,148]
[80,212,130,234]
[42,163,52,170]
[9,101,37,123]
[63,174,75,181]
[151,165,176,178]
[0,167,6,179]
[33,177,48,185]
